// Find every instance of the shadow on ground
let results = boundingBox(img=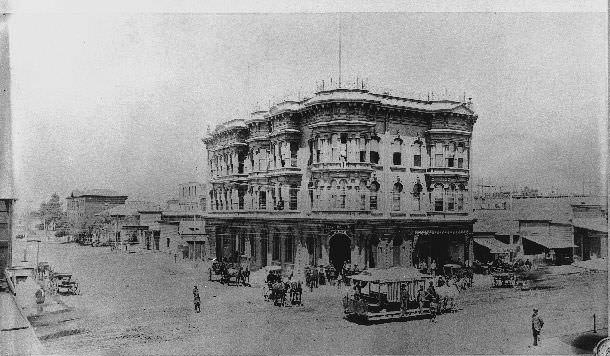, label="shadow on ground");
[559,329,608,353]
